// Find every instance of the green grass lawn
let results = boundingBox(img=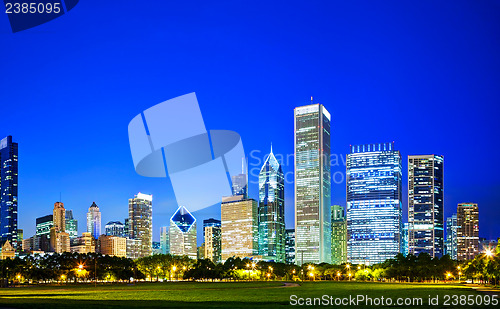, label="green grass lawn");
[0,281,496,308]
